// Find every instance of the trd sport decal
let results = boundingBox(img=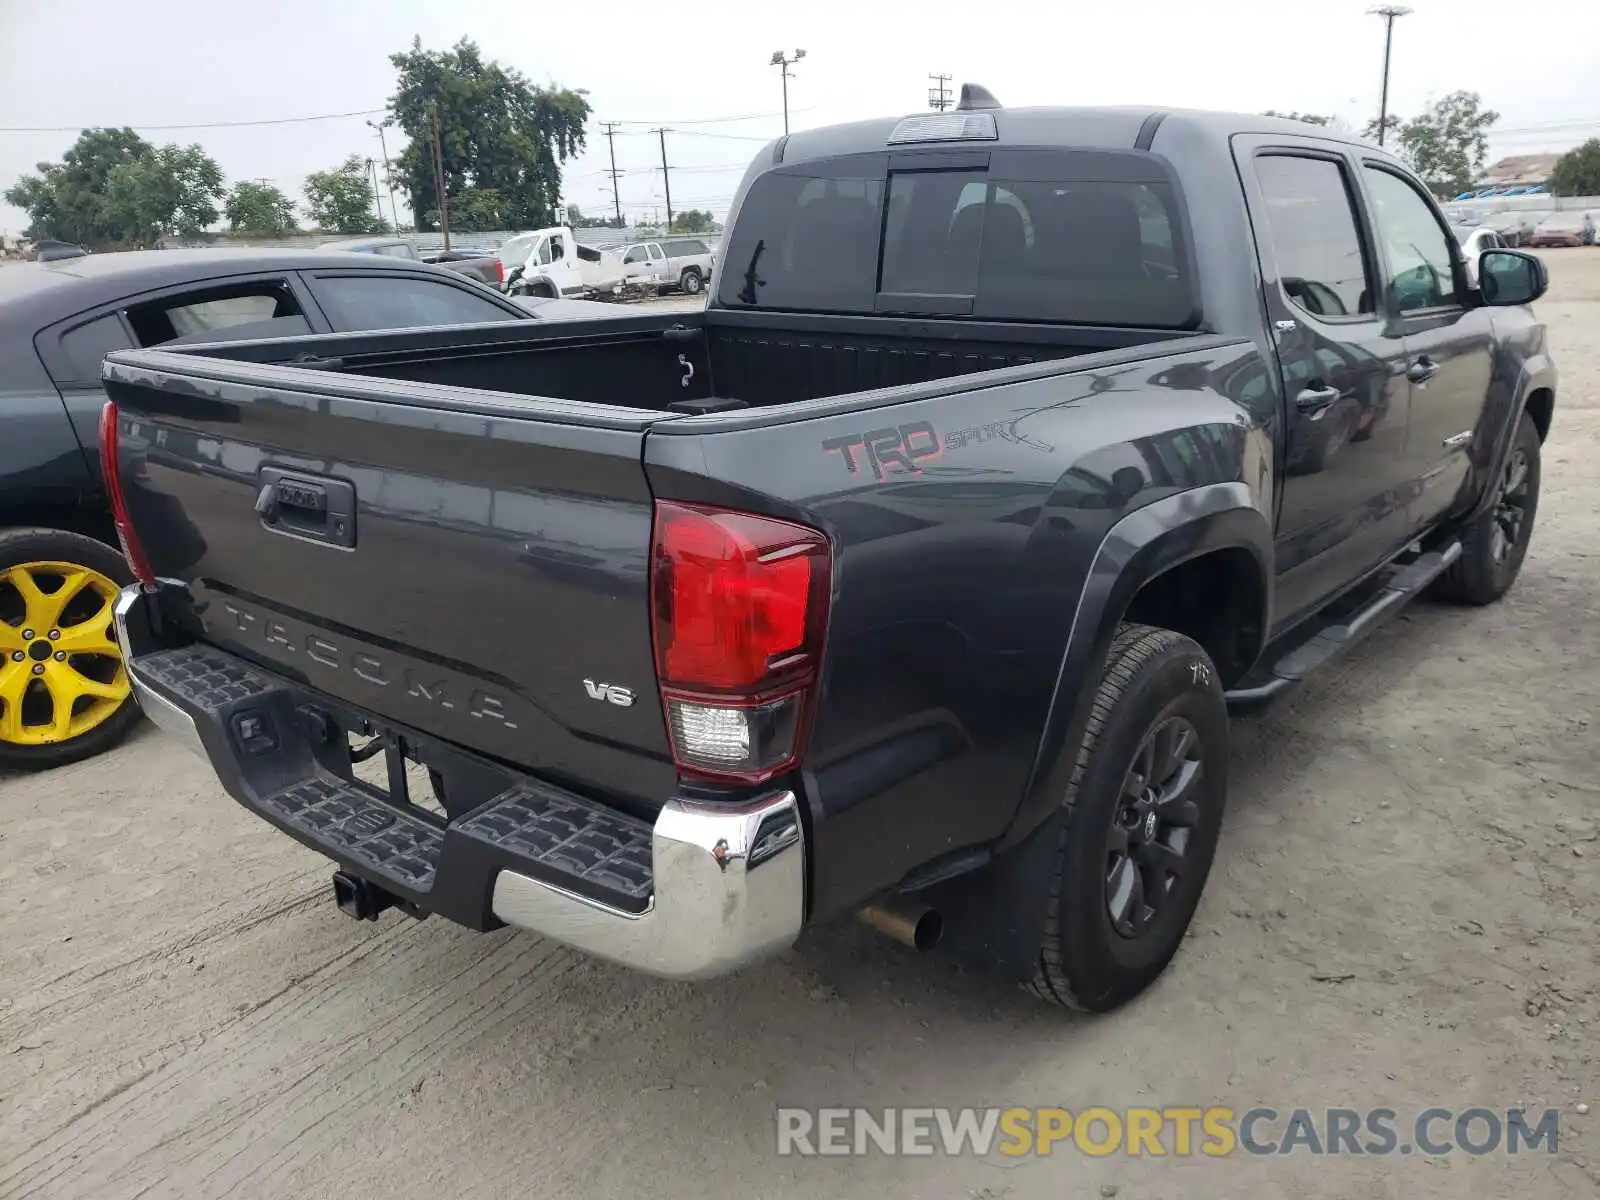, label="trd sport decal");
[822,422,941,481]
[821,419,1045,480]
